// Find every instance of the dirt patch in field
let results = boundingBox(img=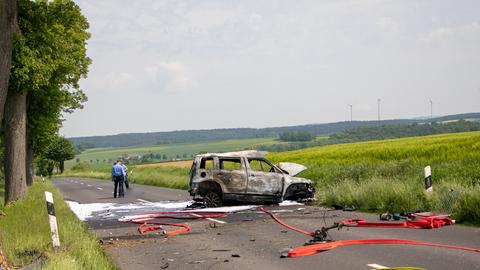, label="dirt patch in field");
[134,160,192,168]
